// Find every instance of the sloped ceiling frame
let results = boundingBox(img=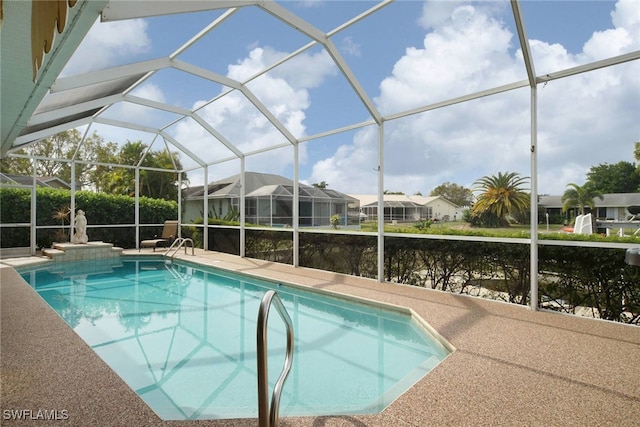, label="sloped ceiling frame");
[3,0,638,174]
